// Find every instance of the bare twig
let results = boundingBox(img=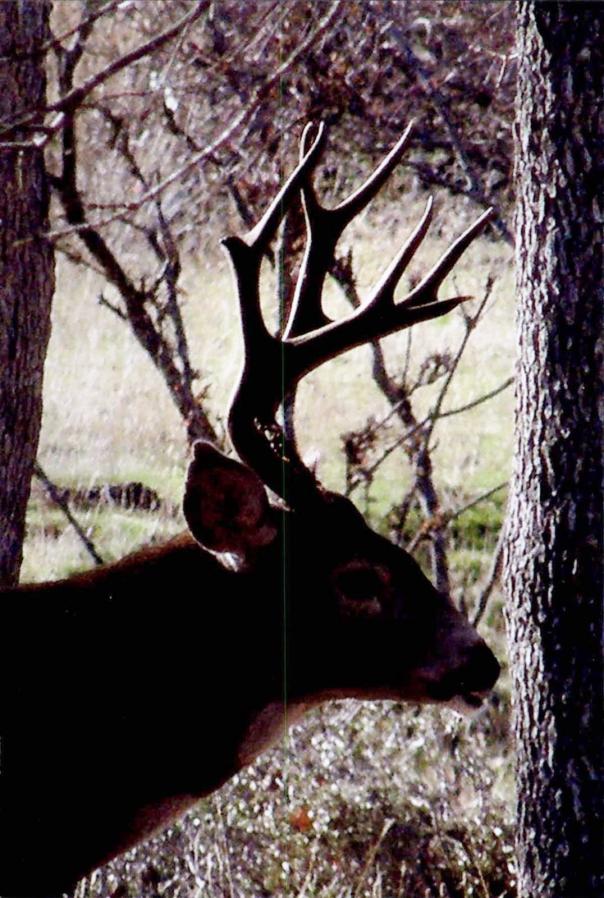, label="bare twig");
[34,463,104,566]
[472,519,507,626]
[387,482,419,547]
[331,253,451,595]
[423,276,495,450]
[361,373,512,480]
[438,376,514,420]
[52,79,215,443]
[353,818,395,898]
[0,1,210,141]
[0,0,124,63]
[445,481,507,525]
[384,21,513,246]
[98,292,127,321]
[42,0,344,238]
[405,481,507,555]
